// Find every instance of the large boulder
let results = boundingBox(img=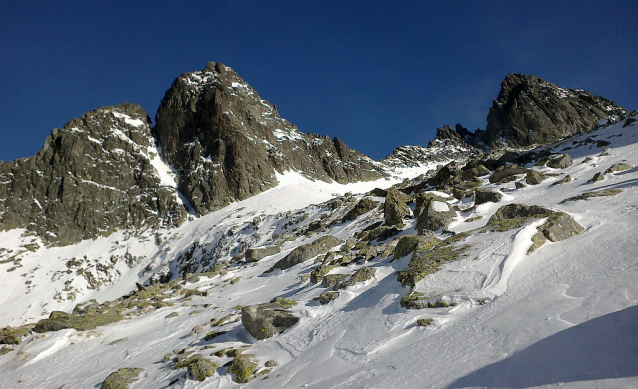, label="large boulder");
[474,189,503,205]
[546,153,573,169]
[101,367,144,389]
[415,194,456,233]
[241,303,299,340]
[383,187,412,226]
[342,198,379,222]
[268,235,343,272]
[526,170,548,185]
[489,165,528,184]
[393,233,438,260]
